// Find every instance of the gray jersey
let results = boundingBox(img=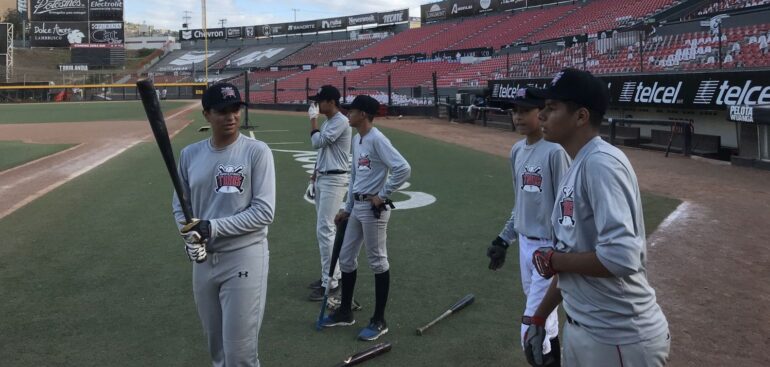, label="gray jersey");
[311,112,352,172]
[345,127,411,212]
[173,134,276,253]
[552,137,668,345]
[499,138,570,243]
